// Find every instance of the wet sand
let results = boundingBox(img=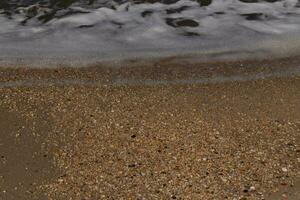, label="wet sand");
[0,57,300,199]
[0,108,59,200]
